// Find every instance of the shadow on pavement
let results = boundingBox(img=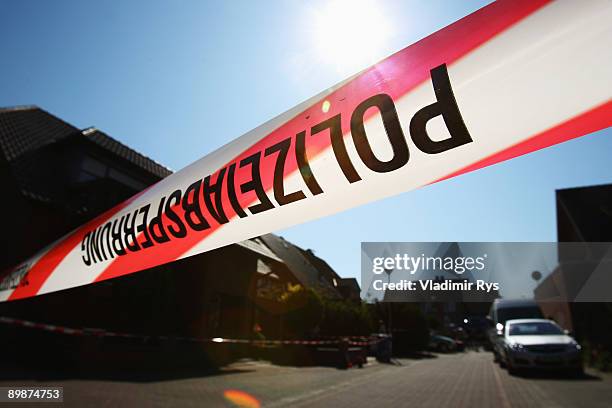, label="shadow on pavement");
[402,351,439,359]
[0,359,256,383]
[510,369,602,381]
[0,342,373,382]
